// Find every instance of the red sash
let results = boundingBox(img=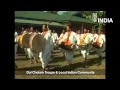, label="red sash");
[64,31,72,46]
[96,34,101,47]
